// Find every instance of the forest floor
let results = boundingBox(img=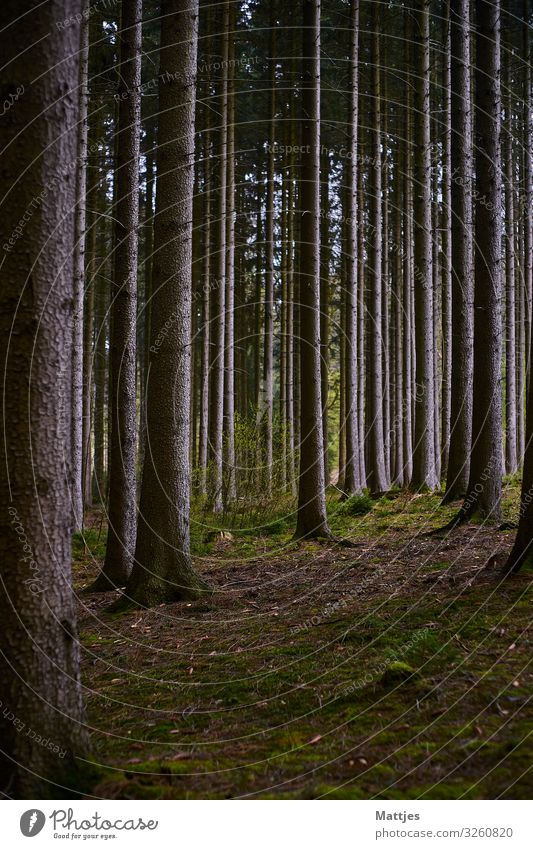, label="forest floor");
[73,479,533,799]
